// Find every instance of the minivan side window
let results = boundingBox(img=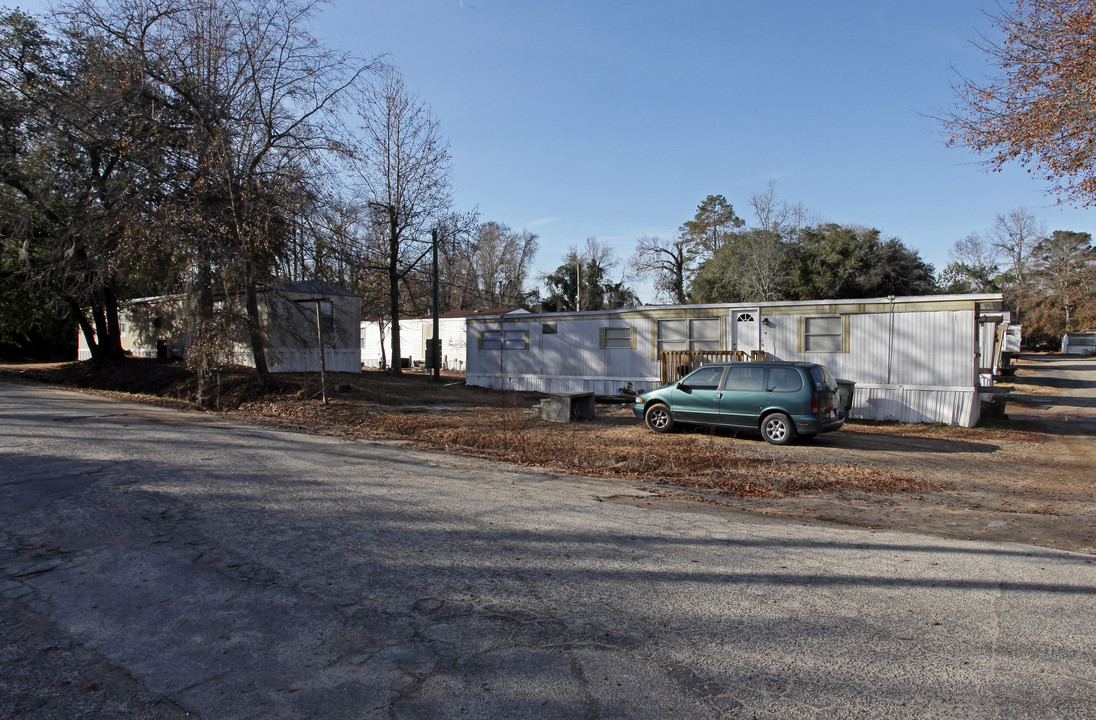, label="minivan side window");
[808,365,834,387]
[683,365,725,390]
[767,367,803,392]
[725,366,766,391]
